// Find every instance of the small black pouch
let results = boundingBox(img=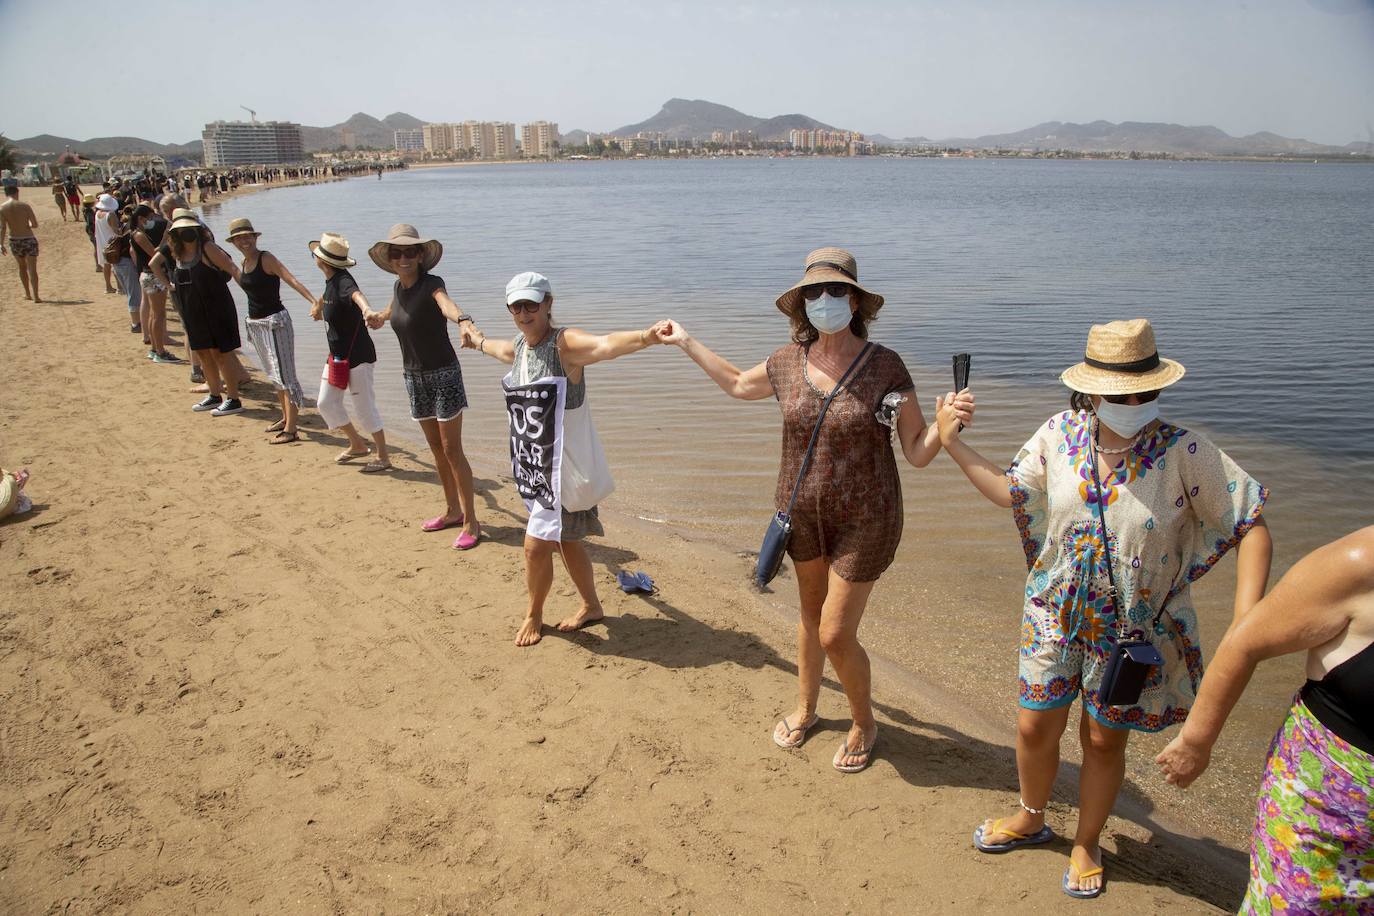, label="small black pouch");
[1099,635,1166,707]
[754,343,871,588]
